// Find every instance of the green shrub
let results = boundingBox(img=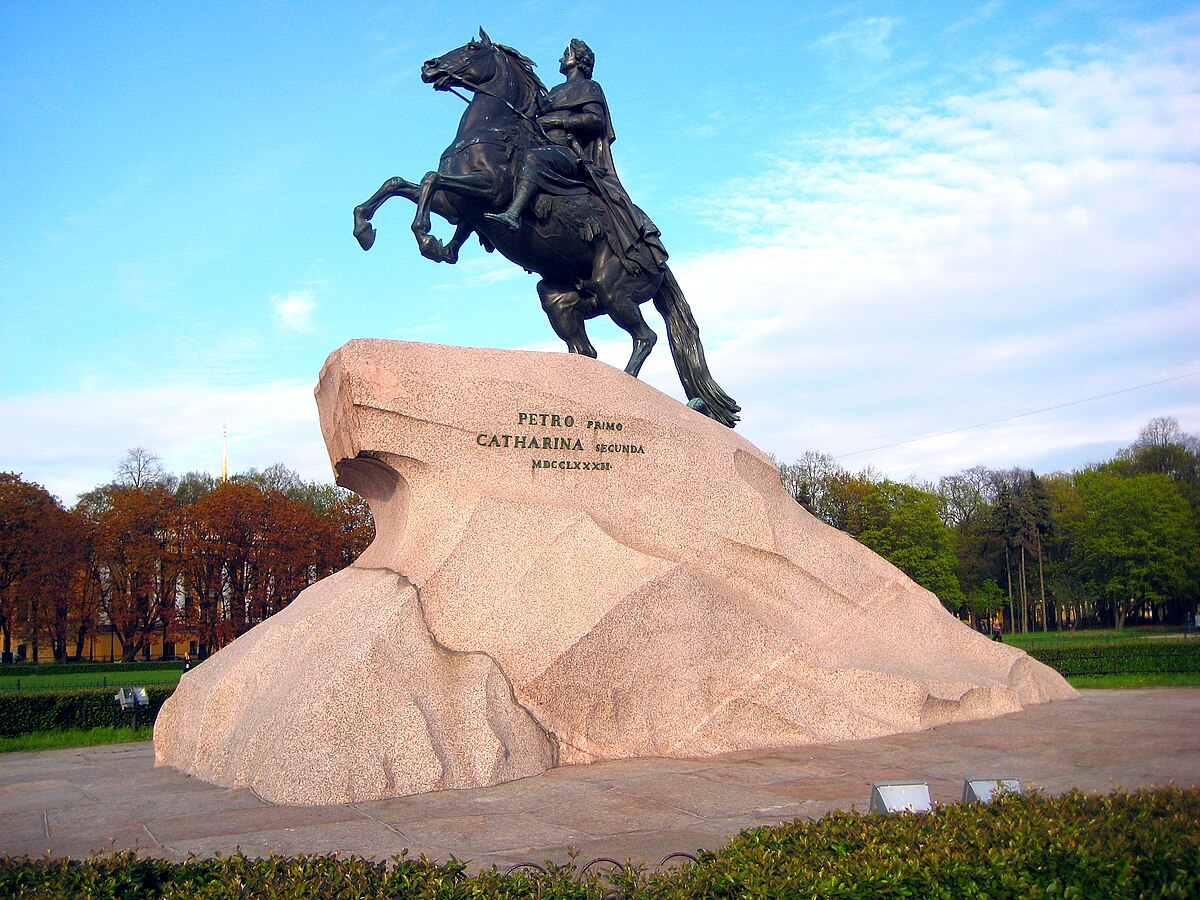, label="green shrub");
[0,686,174,736]
[1028,640,1200,676]
[0,660,185,678]
[0,788,1196,898]
[0,671,183,693]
